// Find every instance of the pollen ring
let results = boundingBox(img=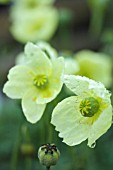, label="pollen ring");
[33,75,48,89]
